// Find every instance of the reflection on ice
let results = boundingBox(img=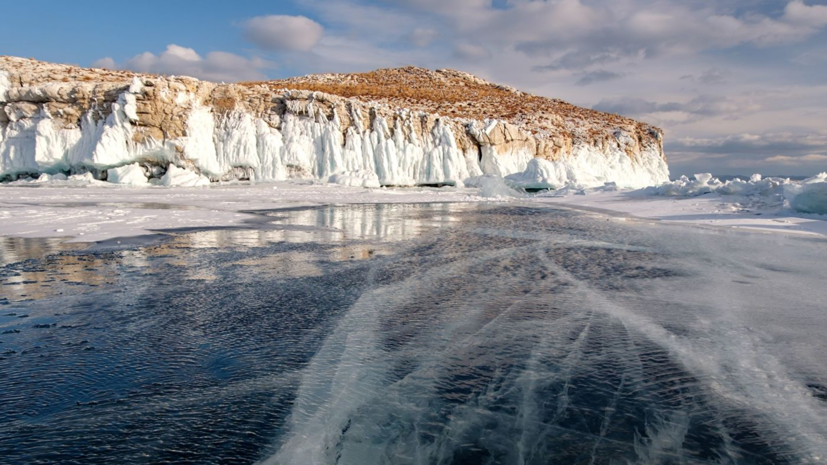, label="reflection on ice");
[269,203,466,242]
